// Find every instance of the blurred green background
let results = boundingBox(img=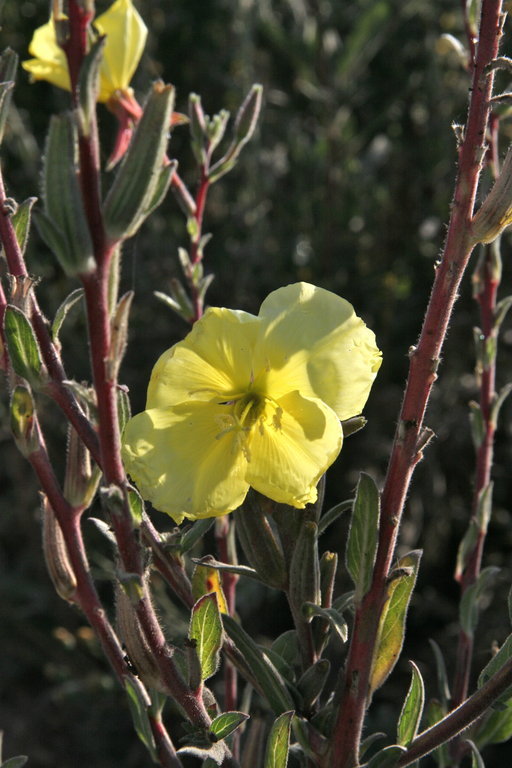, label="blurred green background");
[2,0,512,765]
